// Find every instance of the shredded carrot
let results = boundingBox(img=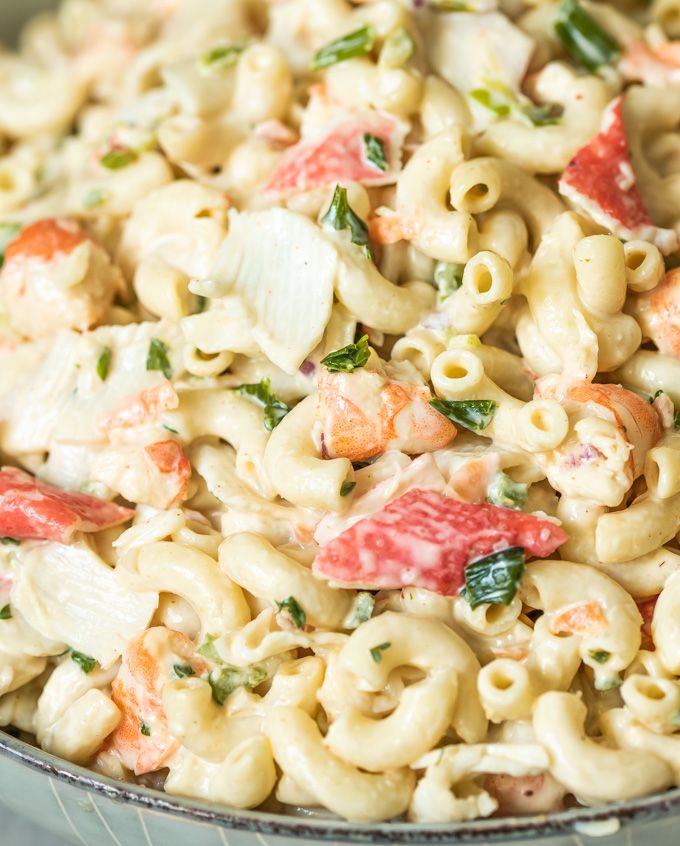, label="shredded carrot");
[551,601,607,636]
